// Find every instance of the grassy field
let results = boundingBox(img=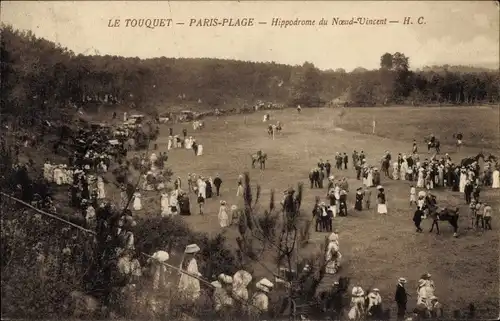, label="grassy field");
[31,106,498,317]
[138,106,499,317]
